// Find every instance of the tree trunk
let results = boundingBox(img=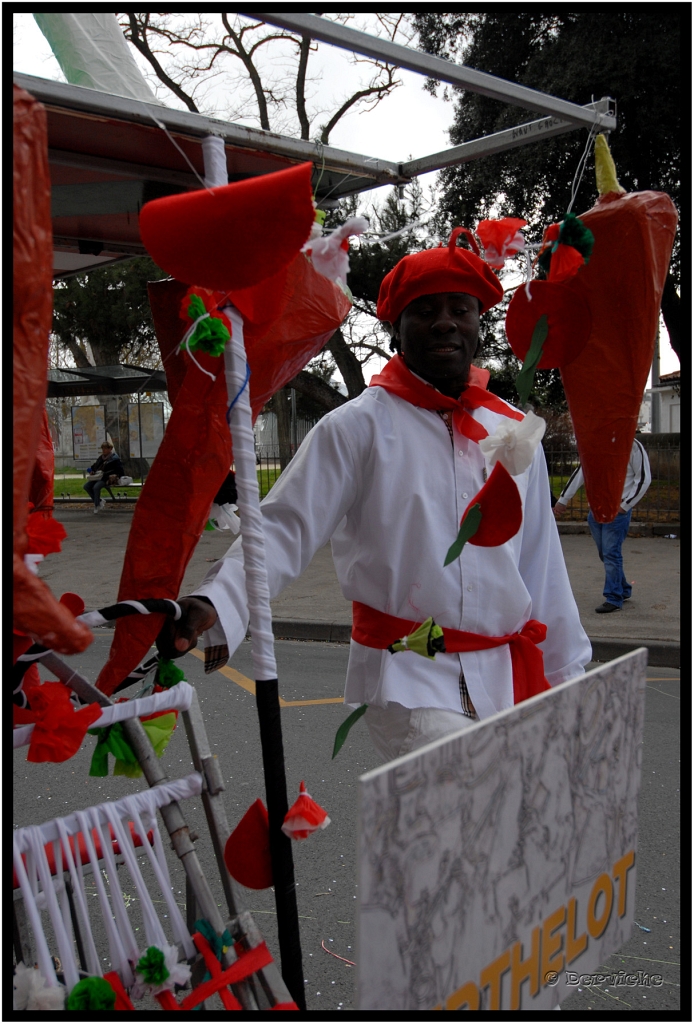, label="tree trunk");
[327,329,366,398]
[660,271,680,361]
[286,370,348,411]
[270,388,293,471]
